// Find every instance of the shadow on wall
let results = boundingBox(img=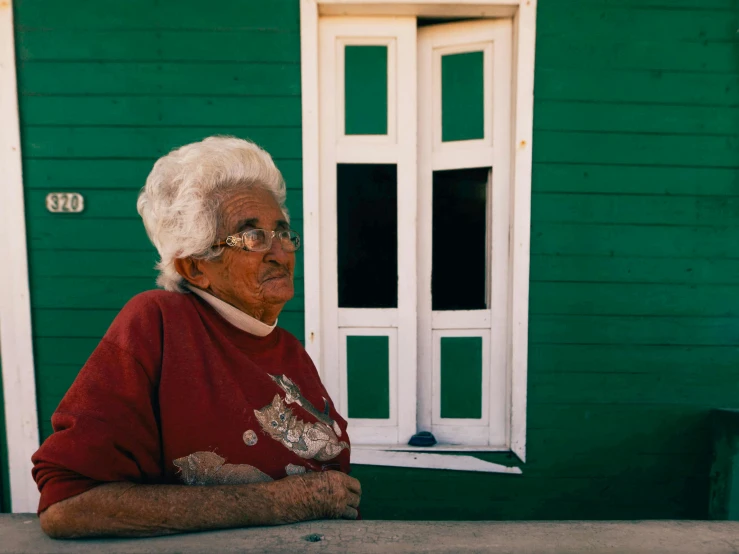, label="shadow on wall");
[352,409,713,520]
